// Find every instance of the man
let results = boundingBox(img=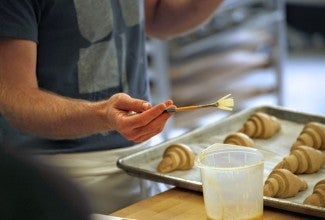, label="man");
[0,0,223,214]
